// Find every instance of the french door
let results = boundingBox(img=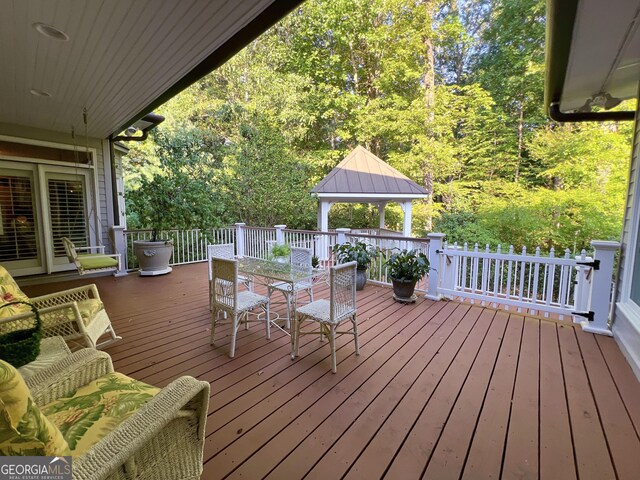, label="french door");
[0,160,96,275]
